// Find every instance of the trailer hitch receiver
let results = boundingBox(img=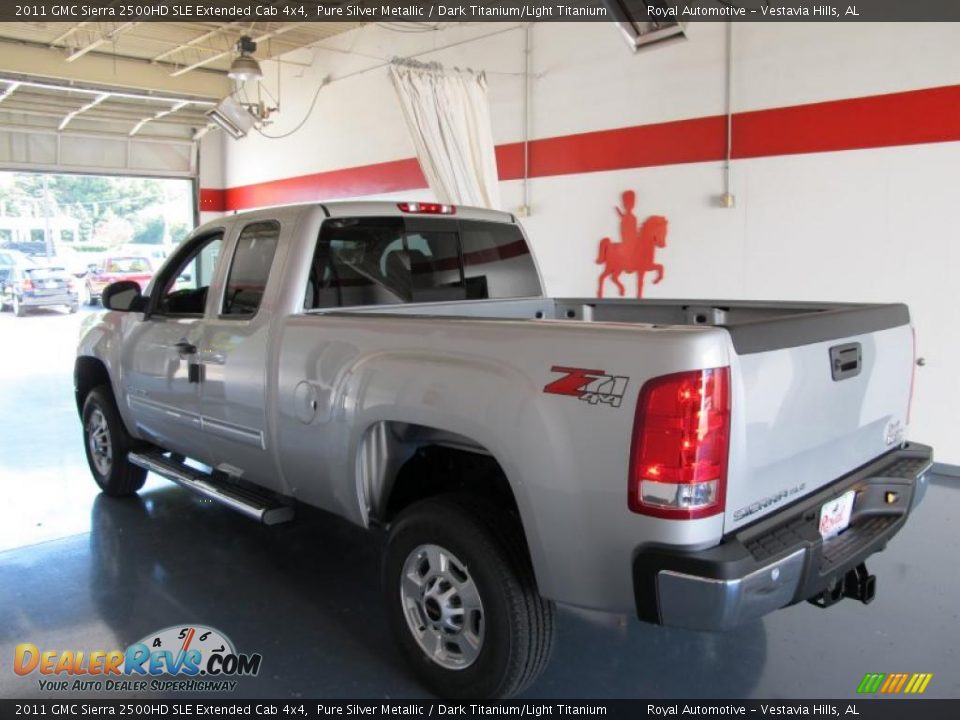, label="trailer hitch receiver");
[808,563,876,608]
